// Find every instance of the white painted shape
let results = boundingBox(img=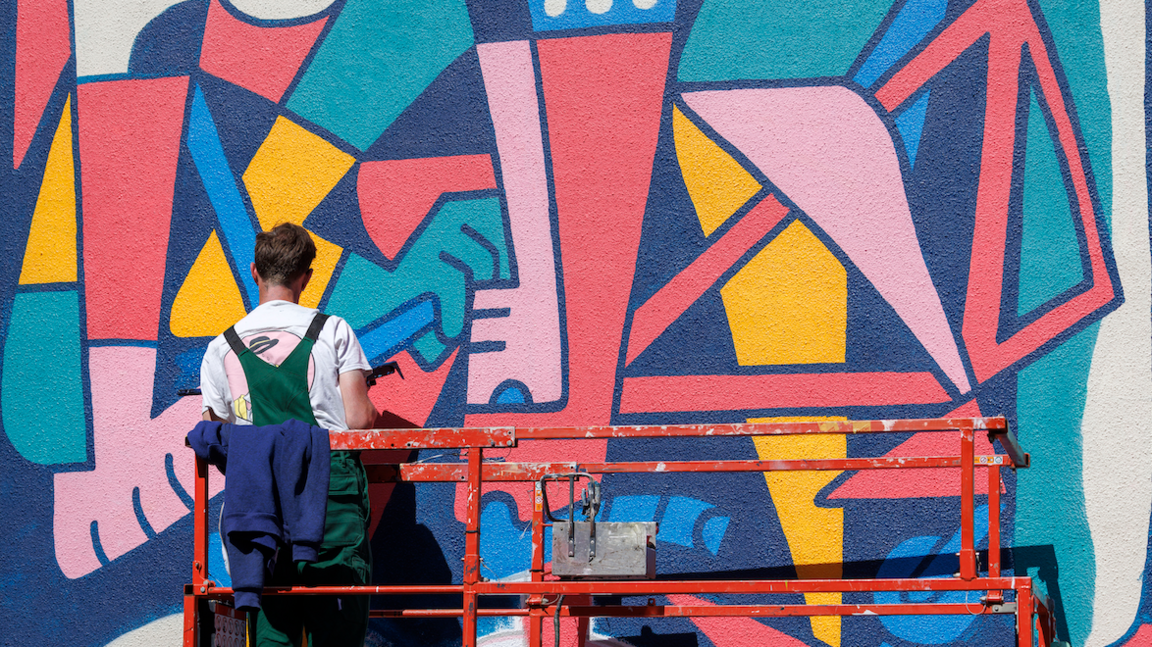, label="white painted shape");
[586,0,613,14]
[1083,1,1151,644]
[74,0,183,78]
[545,0,568,17]
[103,613,182,647]
[633,0,658,8]
[225,0,336,20]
